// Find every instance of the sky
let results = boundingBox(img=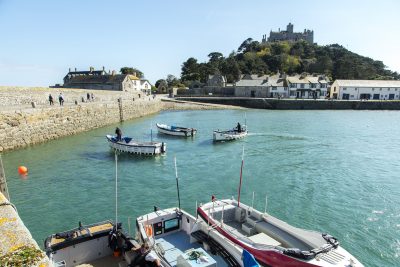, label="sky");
[0,0,399,86]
